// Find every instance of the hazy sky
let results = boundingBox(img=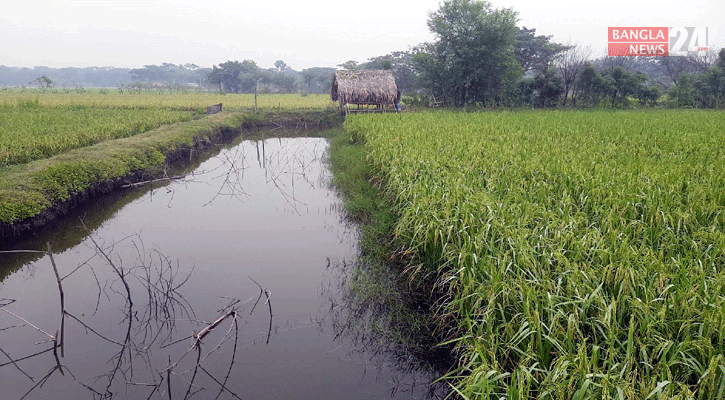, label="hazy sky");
[1,0,723,70]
